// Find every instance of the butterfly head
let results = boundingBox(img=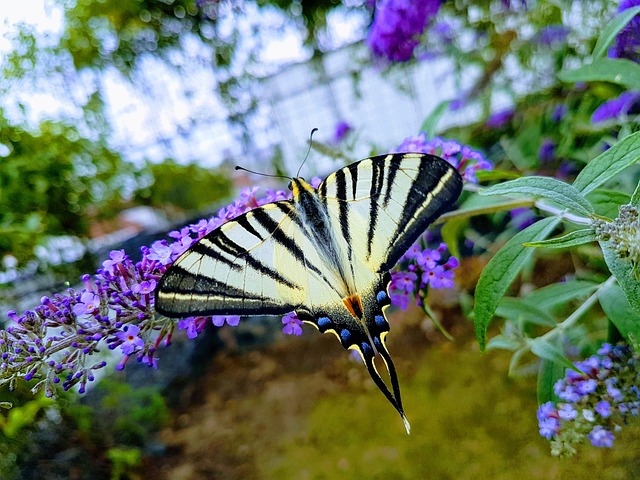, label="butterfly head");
[288,177,314,197]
